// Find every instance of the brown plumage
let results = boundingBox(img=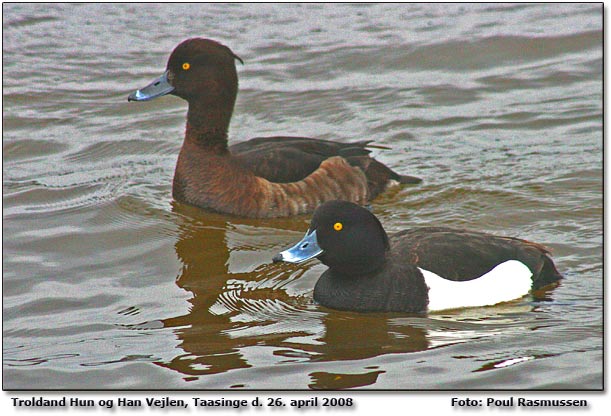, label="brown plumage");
[129,38,420,218]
